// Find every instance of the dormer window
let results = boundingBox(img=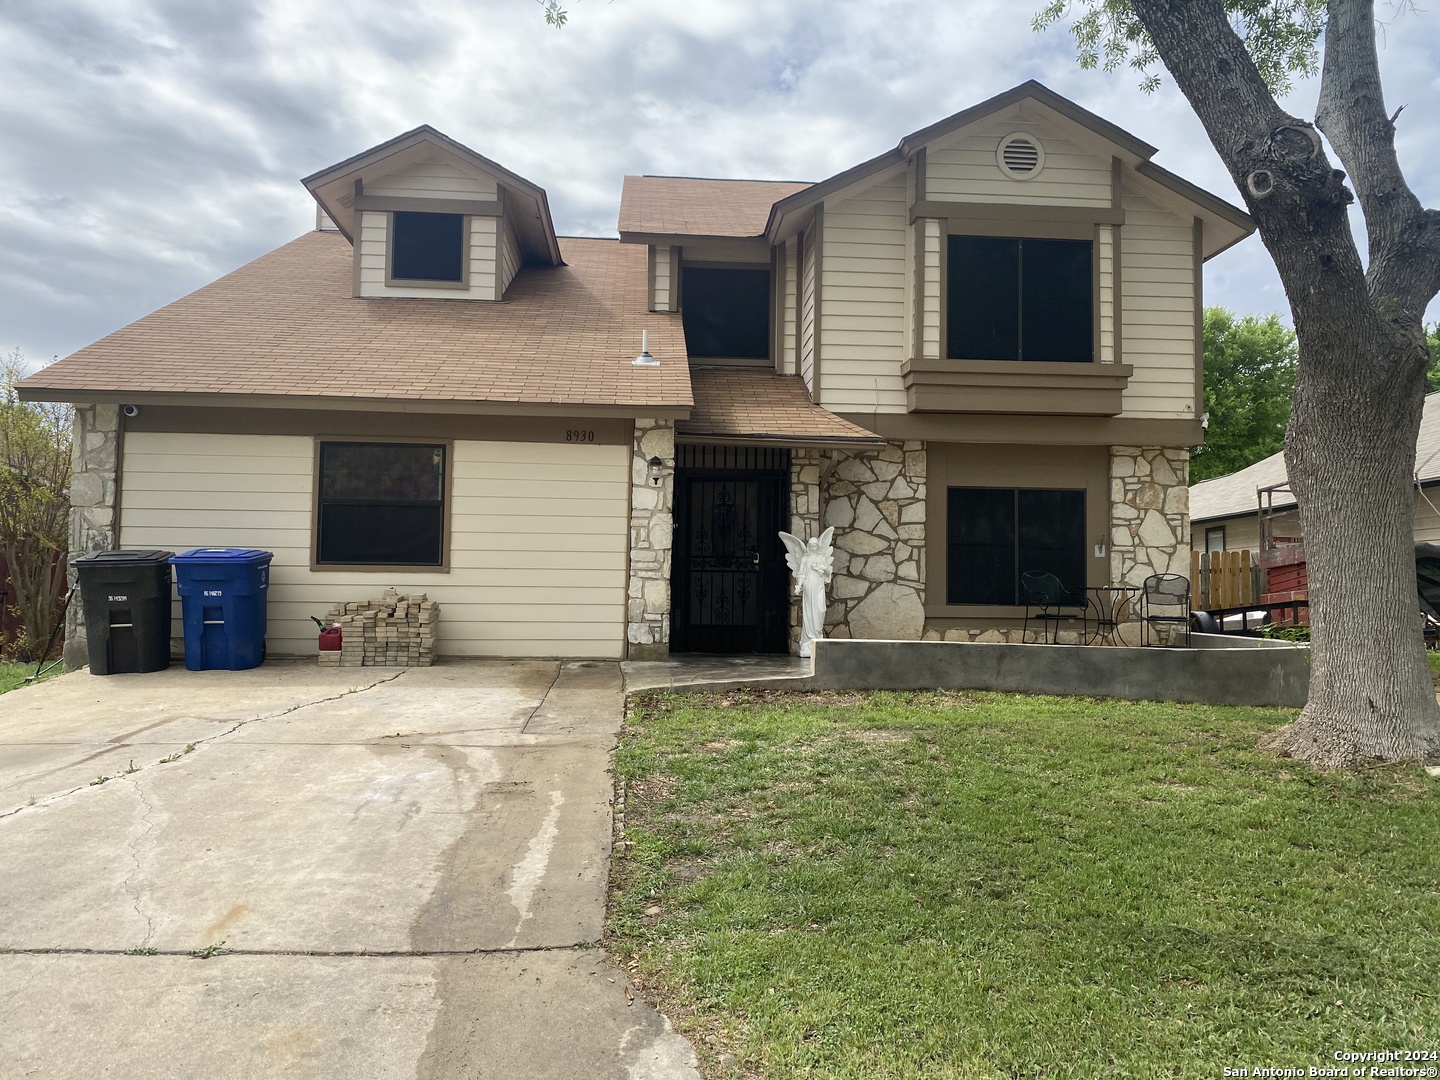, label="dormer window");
[391,211,466,284]
[681,266,771,361]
